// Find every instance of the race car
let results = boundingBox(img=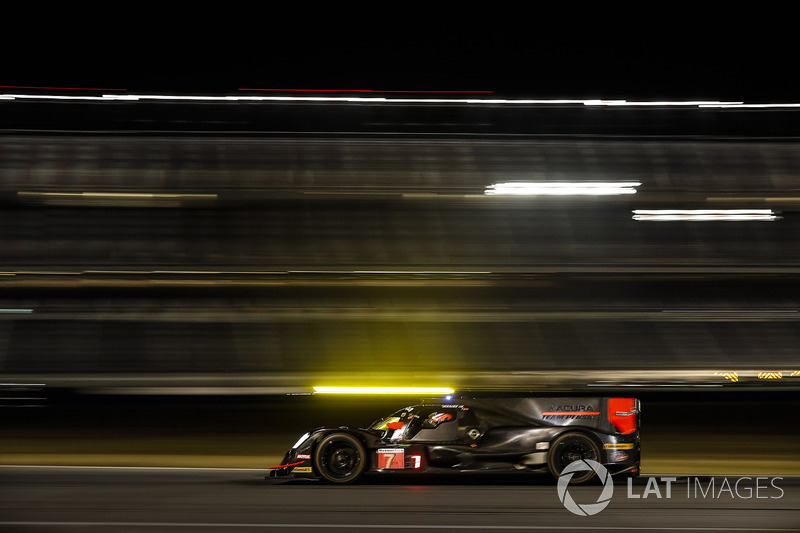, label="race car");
[268,395,640,484]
